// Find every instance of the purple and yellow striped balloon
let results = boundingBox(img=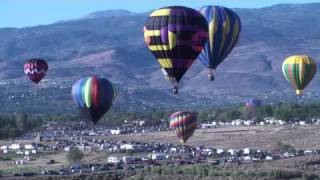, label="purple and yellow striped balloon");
[144,6,208,94]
